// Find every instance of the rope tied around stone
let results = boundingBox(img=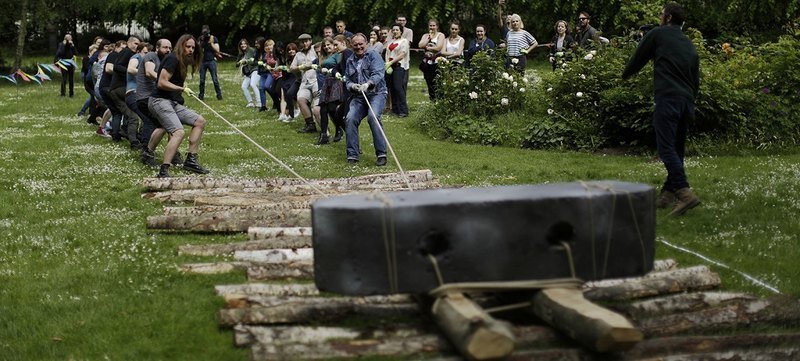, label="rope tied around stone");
[426,239,583,314]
